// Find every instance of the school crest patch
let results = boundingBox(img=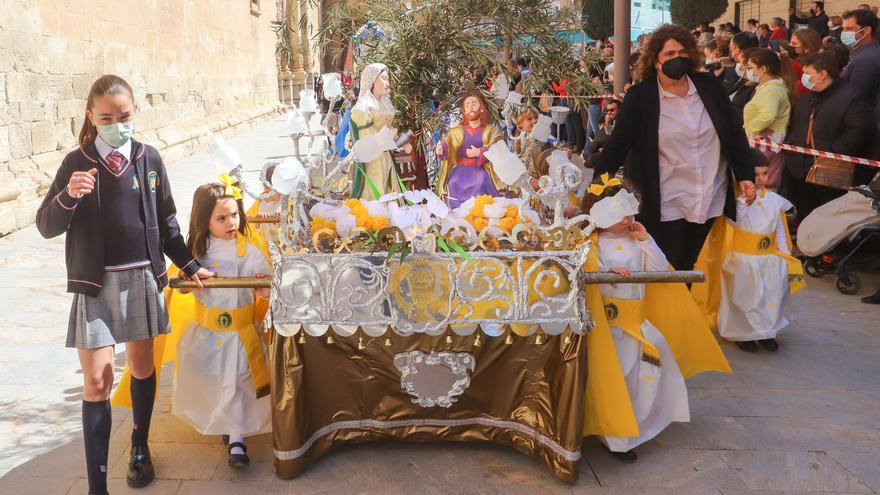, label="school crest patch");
[604,302,619,321]
[216,312,233,329]
[147,171,158,192]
